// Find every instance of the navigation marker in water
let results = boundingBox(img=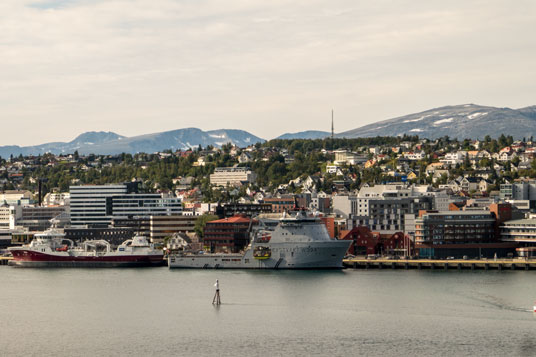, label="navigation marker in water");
[213,279,221,305]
